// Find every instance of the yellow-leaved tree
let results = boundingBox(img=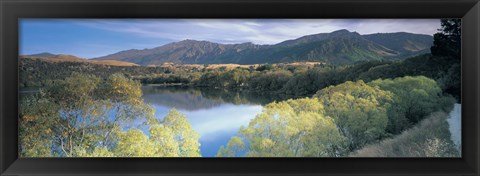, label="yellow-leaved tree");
[19,73,201,157]
[217,98,347,157]
[314,80,393,151]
